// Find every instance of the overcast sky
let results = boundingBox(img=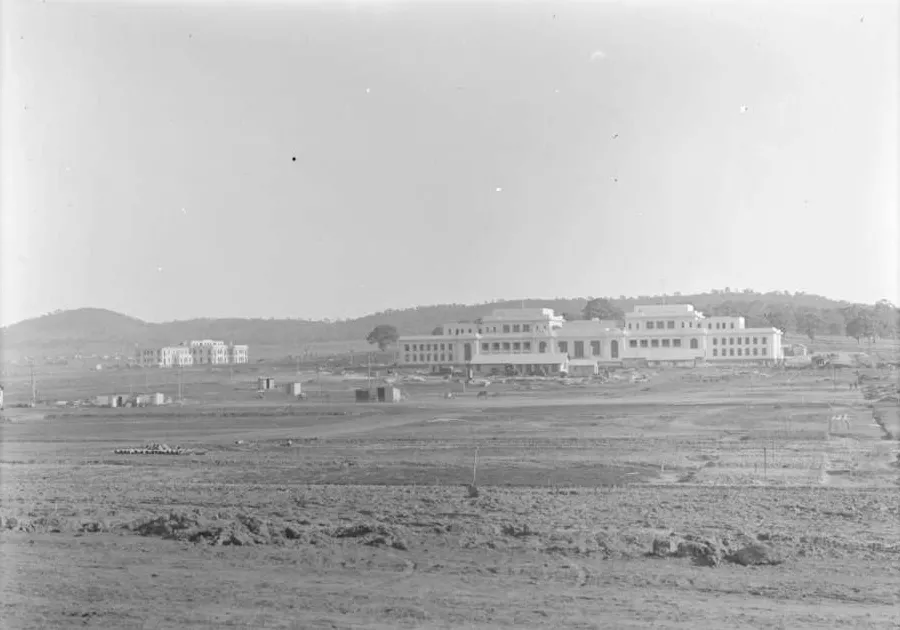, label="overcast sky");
[2,0,897,325]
